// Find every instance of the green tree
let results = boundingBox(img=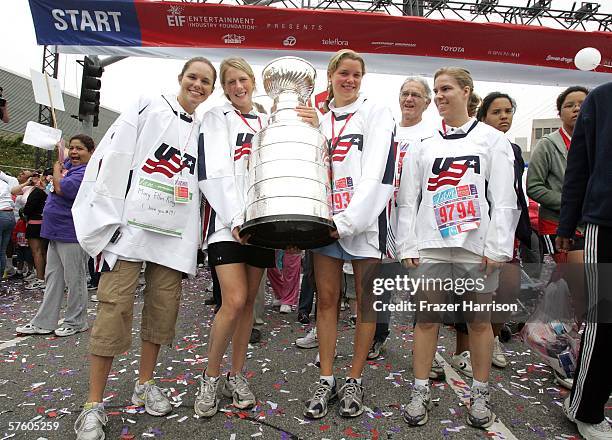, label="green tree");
[0,134,56,172]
